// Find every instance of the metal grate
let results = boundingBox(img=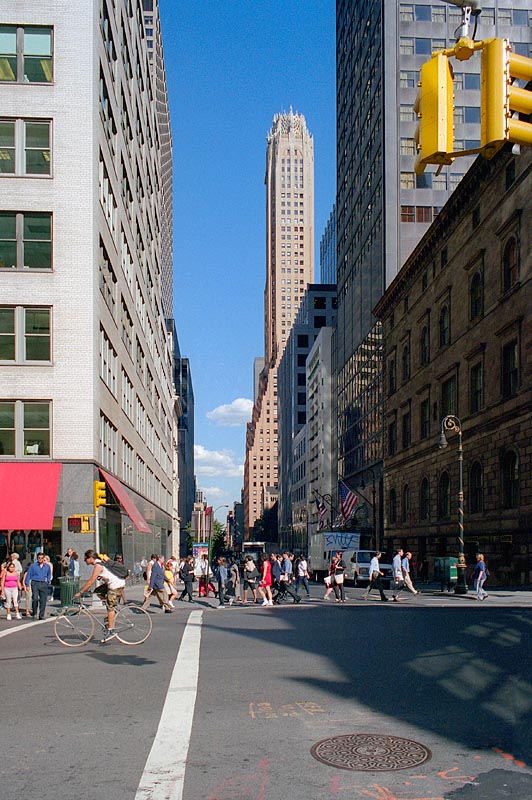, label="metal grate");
[311,733,432,772]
